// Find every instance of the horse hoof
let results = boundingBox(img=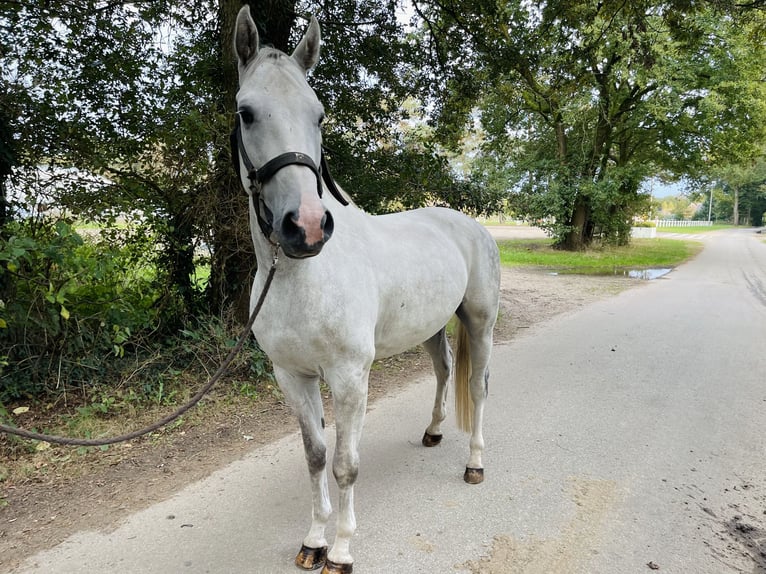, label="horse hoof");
[464,467,484,484]
[295,544,327,570]
[422,431,443,447]
[322,559,353,574]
